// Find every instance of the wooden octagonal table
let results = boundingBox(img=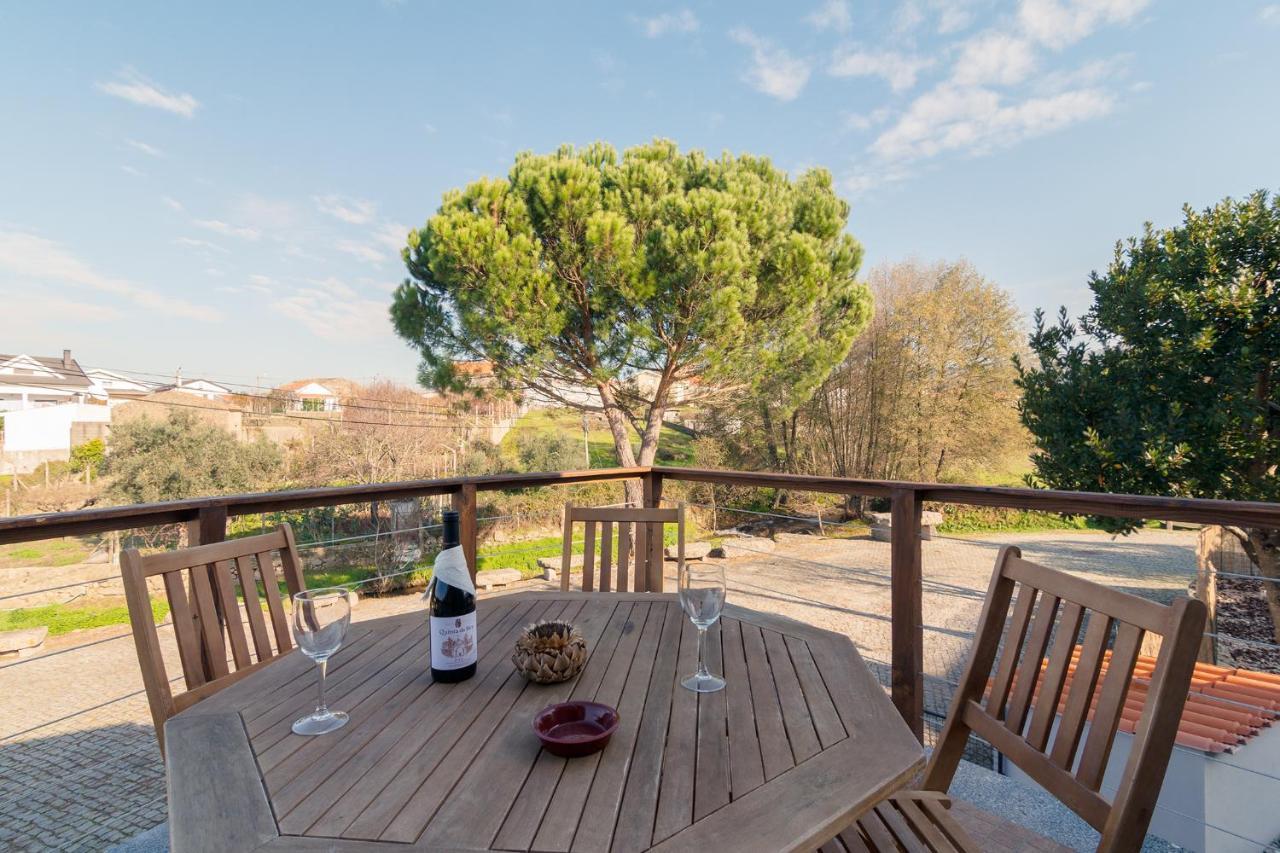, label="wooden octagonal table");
[166,592,924,852]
